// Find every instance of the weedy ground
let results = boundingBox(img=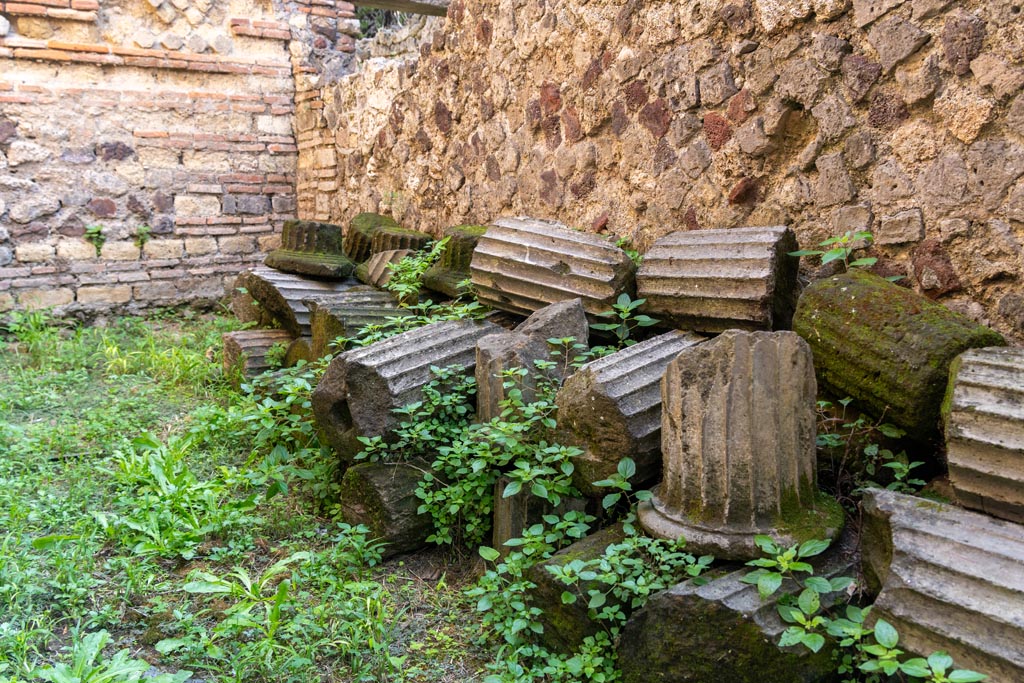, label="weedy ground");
[0,310,487,683]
